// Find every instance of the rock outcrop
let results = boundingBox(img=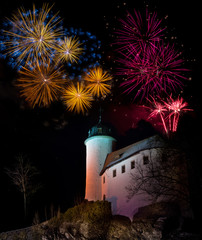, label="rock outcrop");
[0,201,201,240]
